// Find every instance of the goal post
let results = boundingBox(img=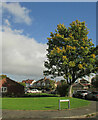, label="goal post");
[59,99,70,110]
